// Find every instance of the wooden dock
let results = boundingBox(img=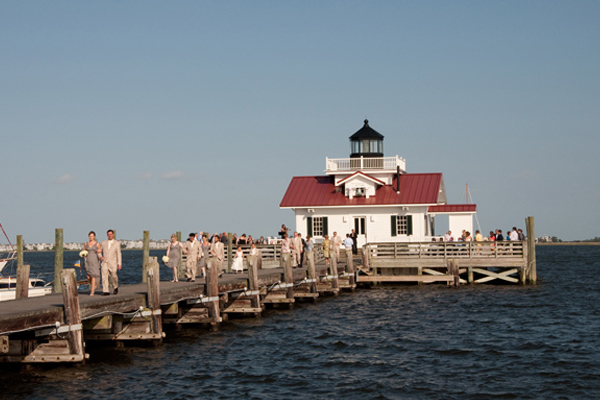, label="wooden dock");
[0,217,537,365]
